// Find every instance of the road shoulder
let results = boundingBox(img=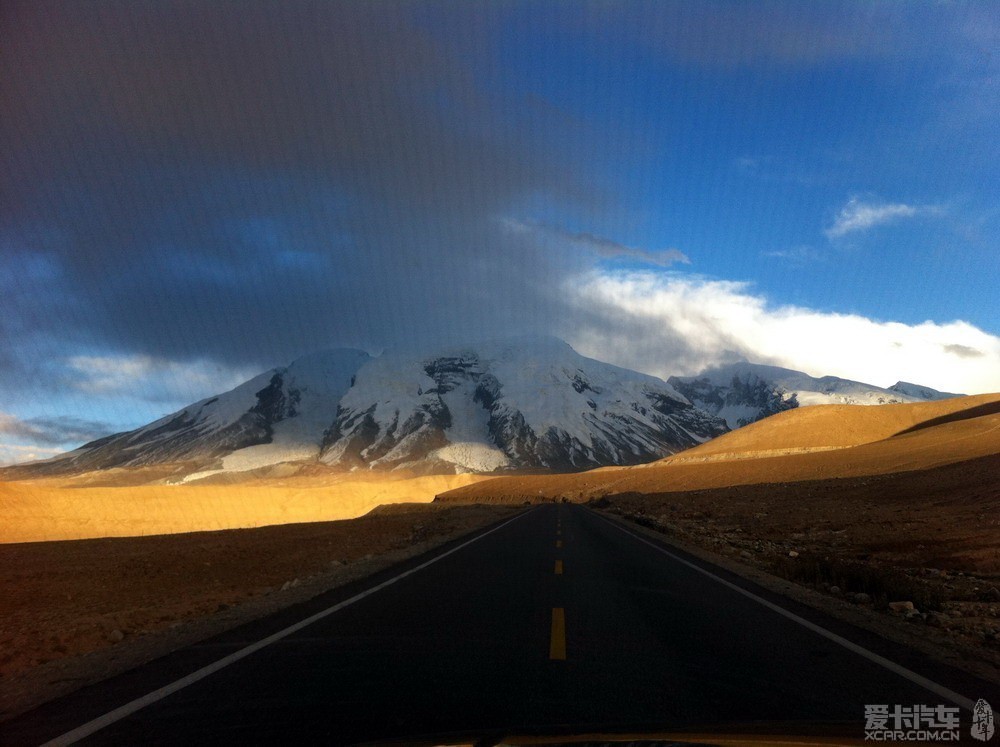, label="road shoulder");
[594,506,1000,690]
